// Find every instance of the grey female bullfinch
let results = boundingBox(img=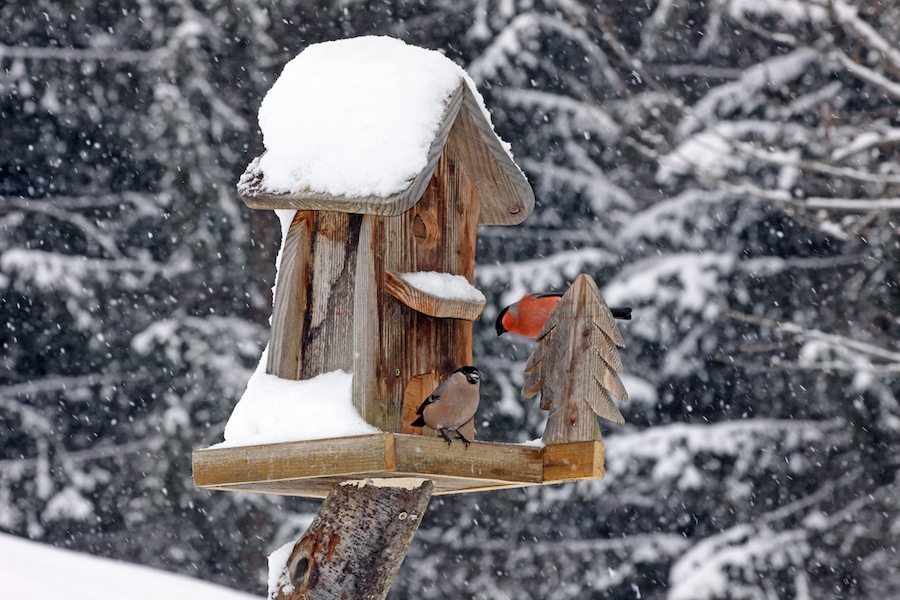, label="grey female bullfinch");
[411,366,481,449]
